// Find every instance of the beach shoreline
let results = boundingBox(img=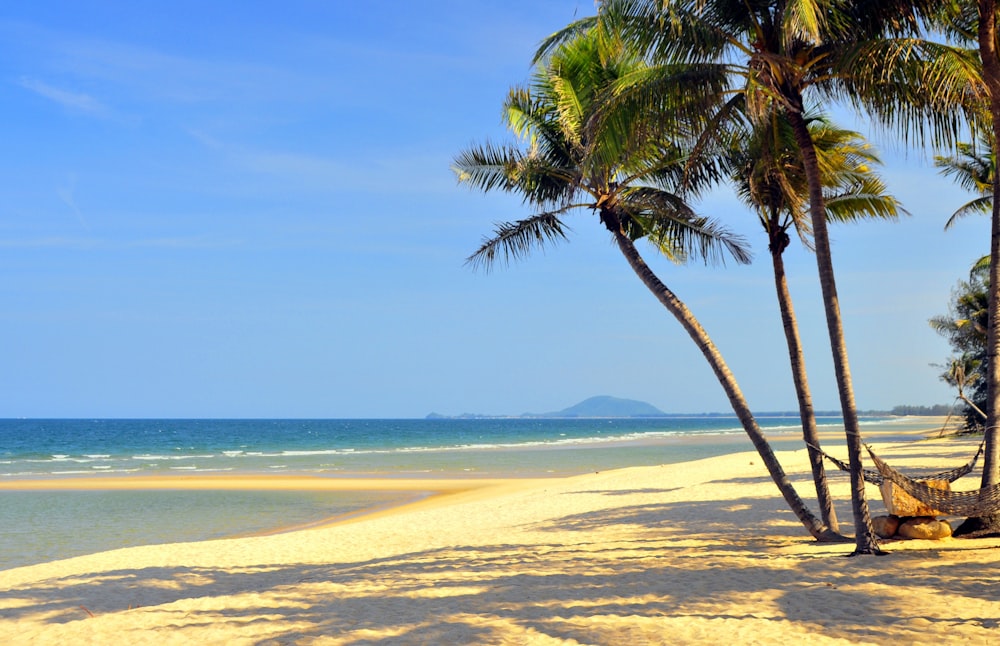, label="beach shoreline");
[0,415,957,570]
[3,430,999,644]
